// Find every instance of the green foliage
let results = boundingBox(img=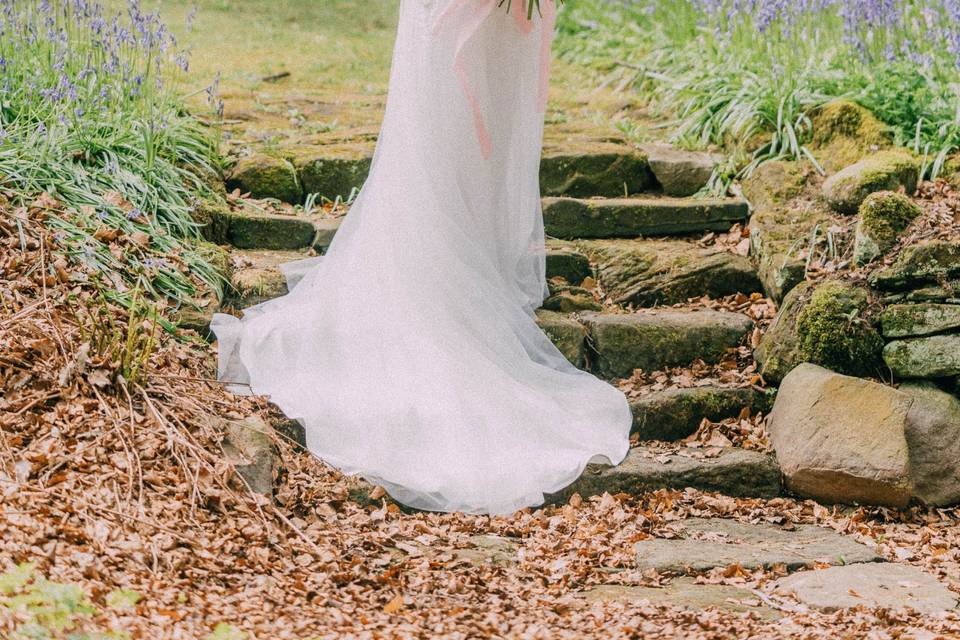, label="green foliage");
[0,0,226,310]
[555,1,960,181]
[0,563,131,640]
